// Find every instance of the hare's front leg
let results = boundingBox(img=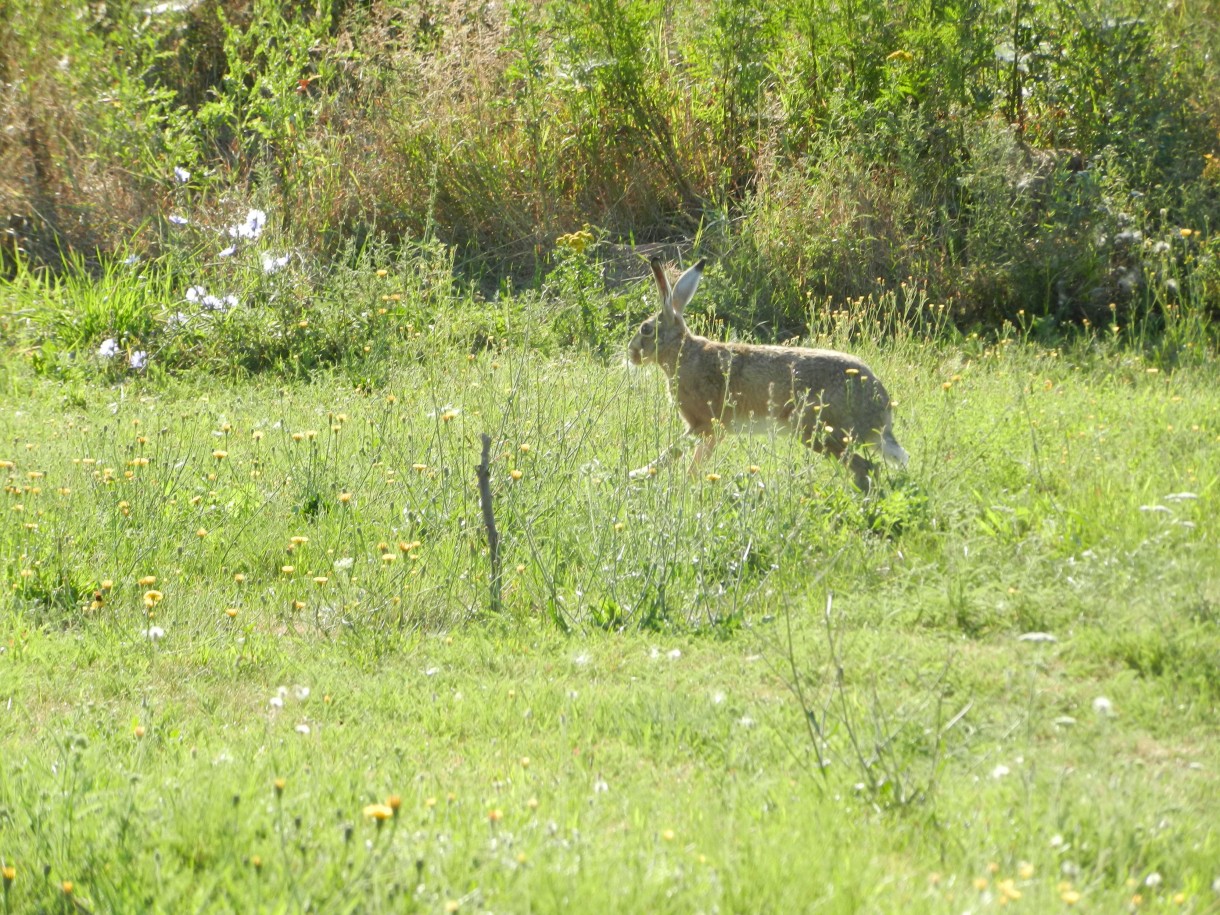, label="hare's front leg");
[685,423,721,478]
